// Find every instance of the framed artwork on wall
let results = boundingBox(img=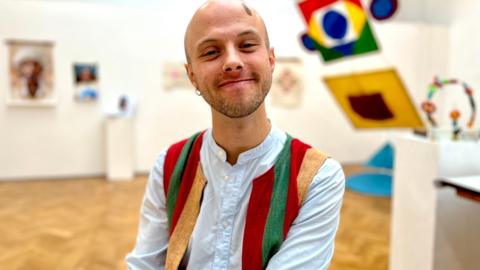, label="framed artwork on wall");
[271,57,304,108]
[162,62,192,91]
[73,63,99,102]
[6,40,55,106]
